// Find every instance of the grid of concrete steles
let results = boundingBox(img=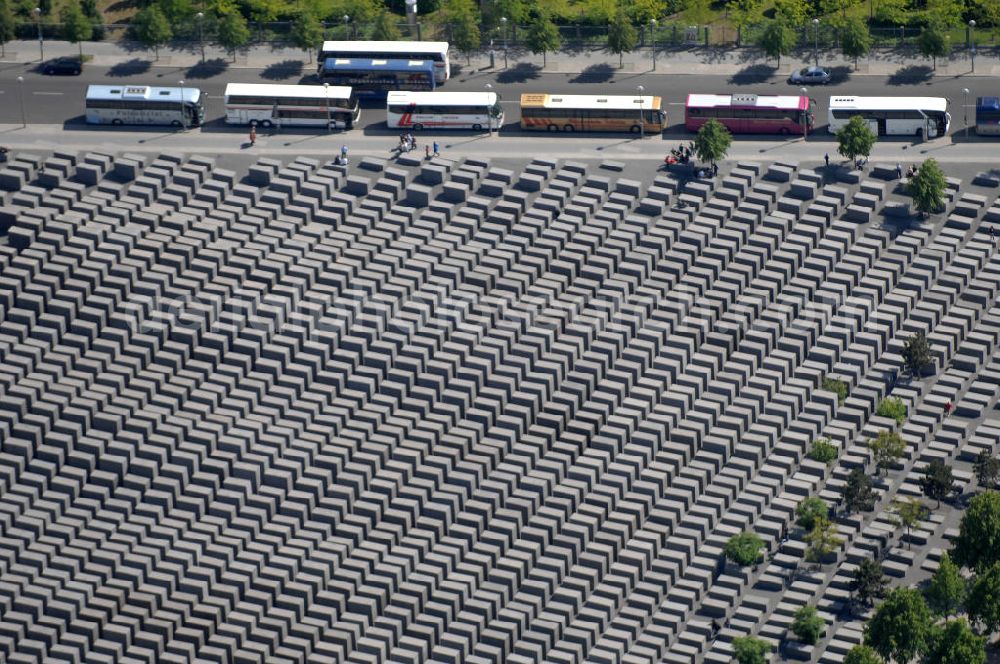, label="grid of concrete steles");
[1,146,999,664]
